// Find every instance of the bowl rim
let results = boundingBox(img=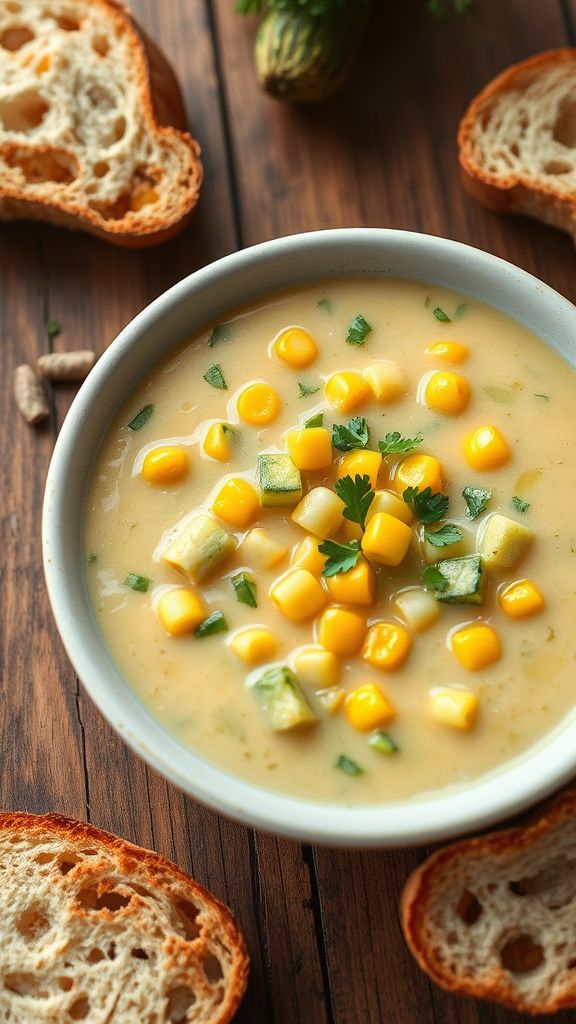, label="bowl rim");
[43,227,576,847]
